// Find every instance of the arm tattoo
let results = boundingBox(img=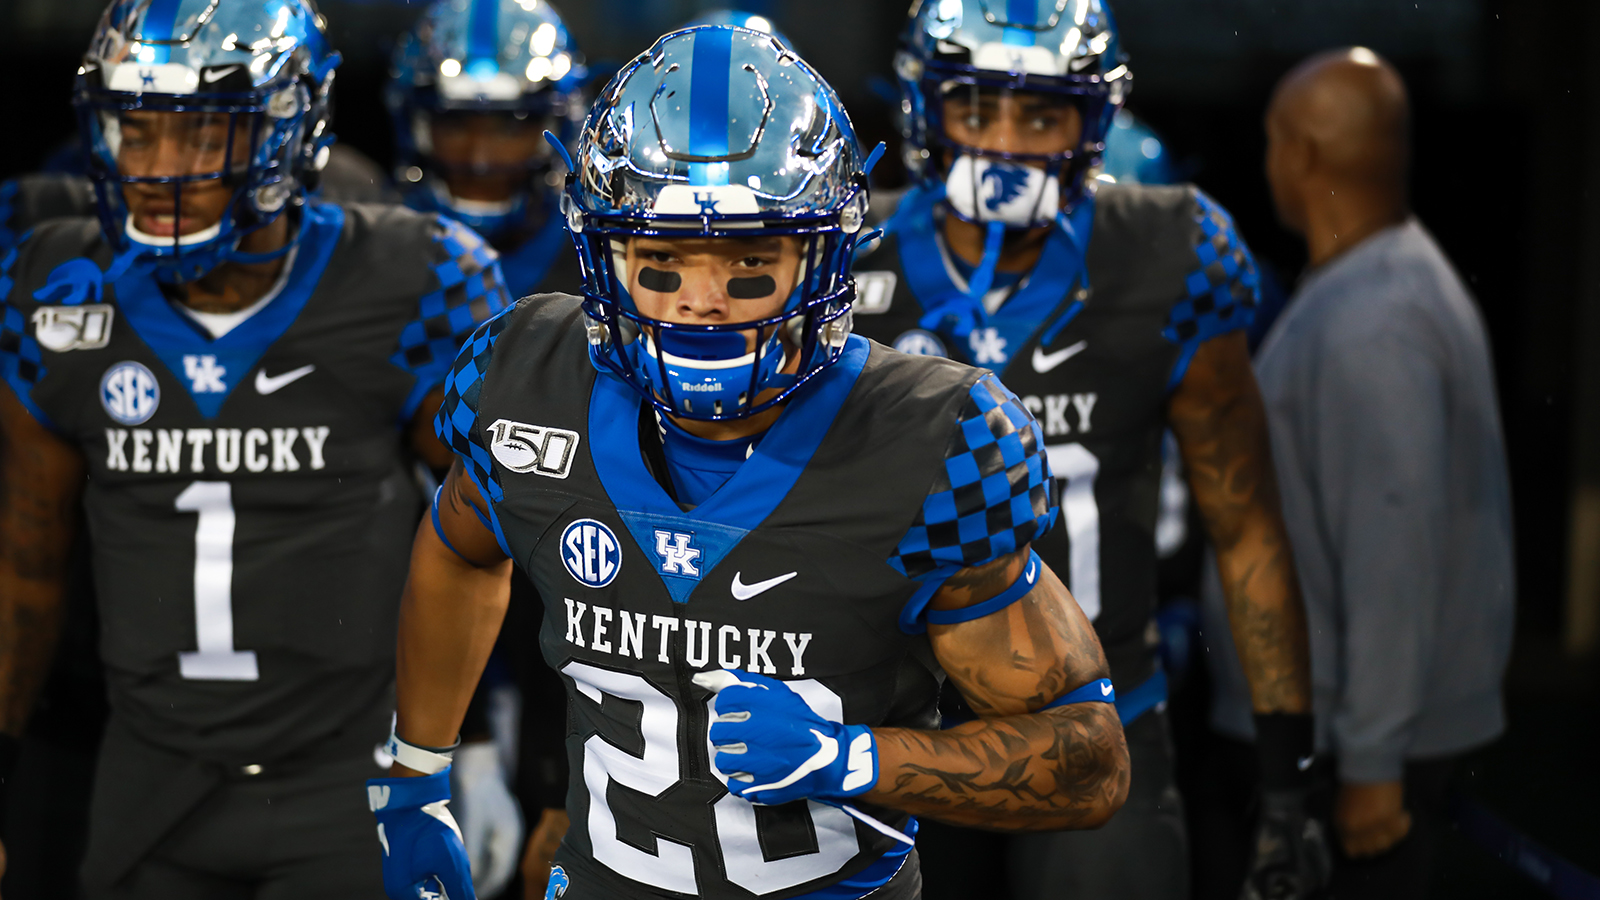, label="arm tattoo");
[1169,332,1312,713]
[865,554,1130,830]
[0,412,85,734]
